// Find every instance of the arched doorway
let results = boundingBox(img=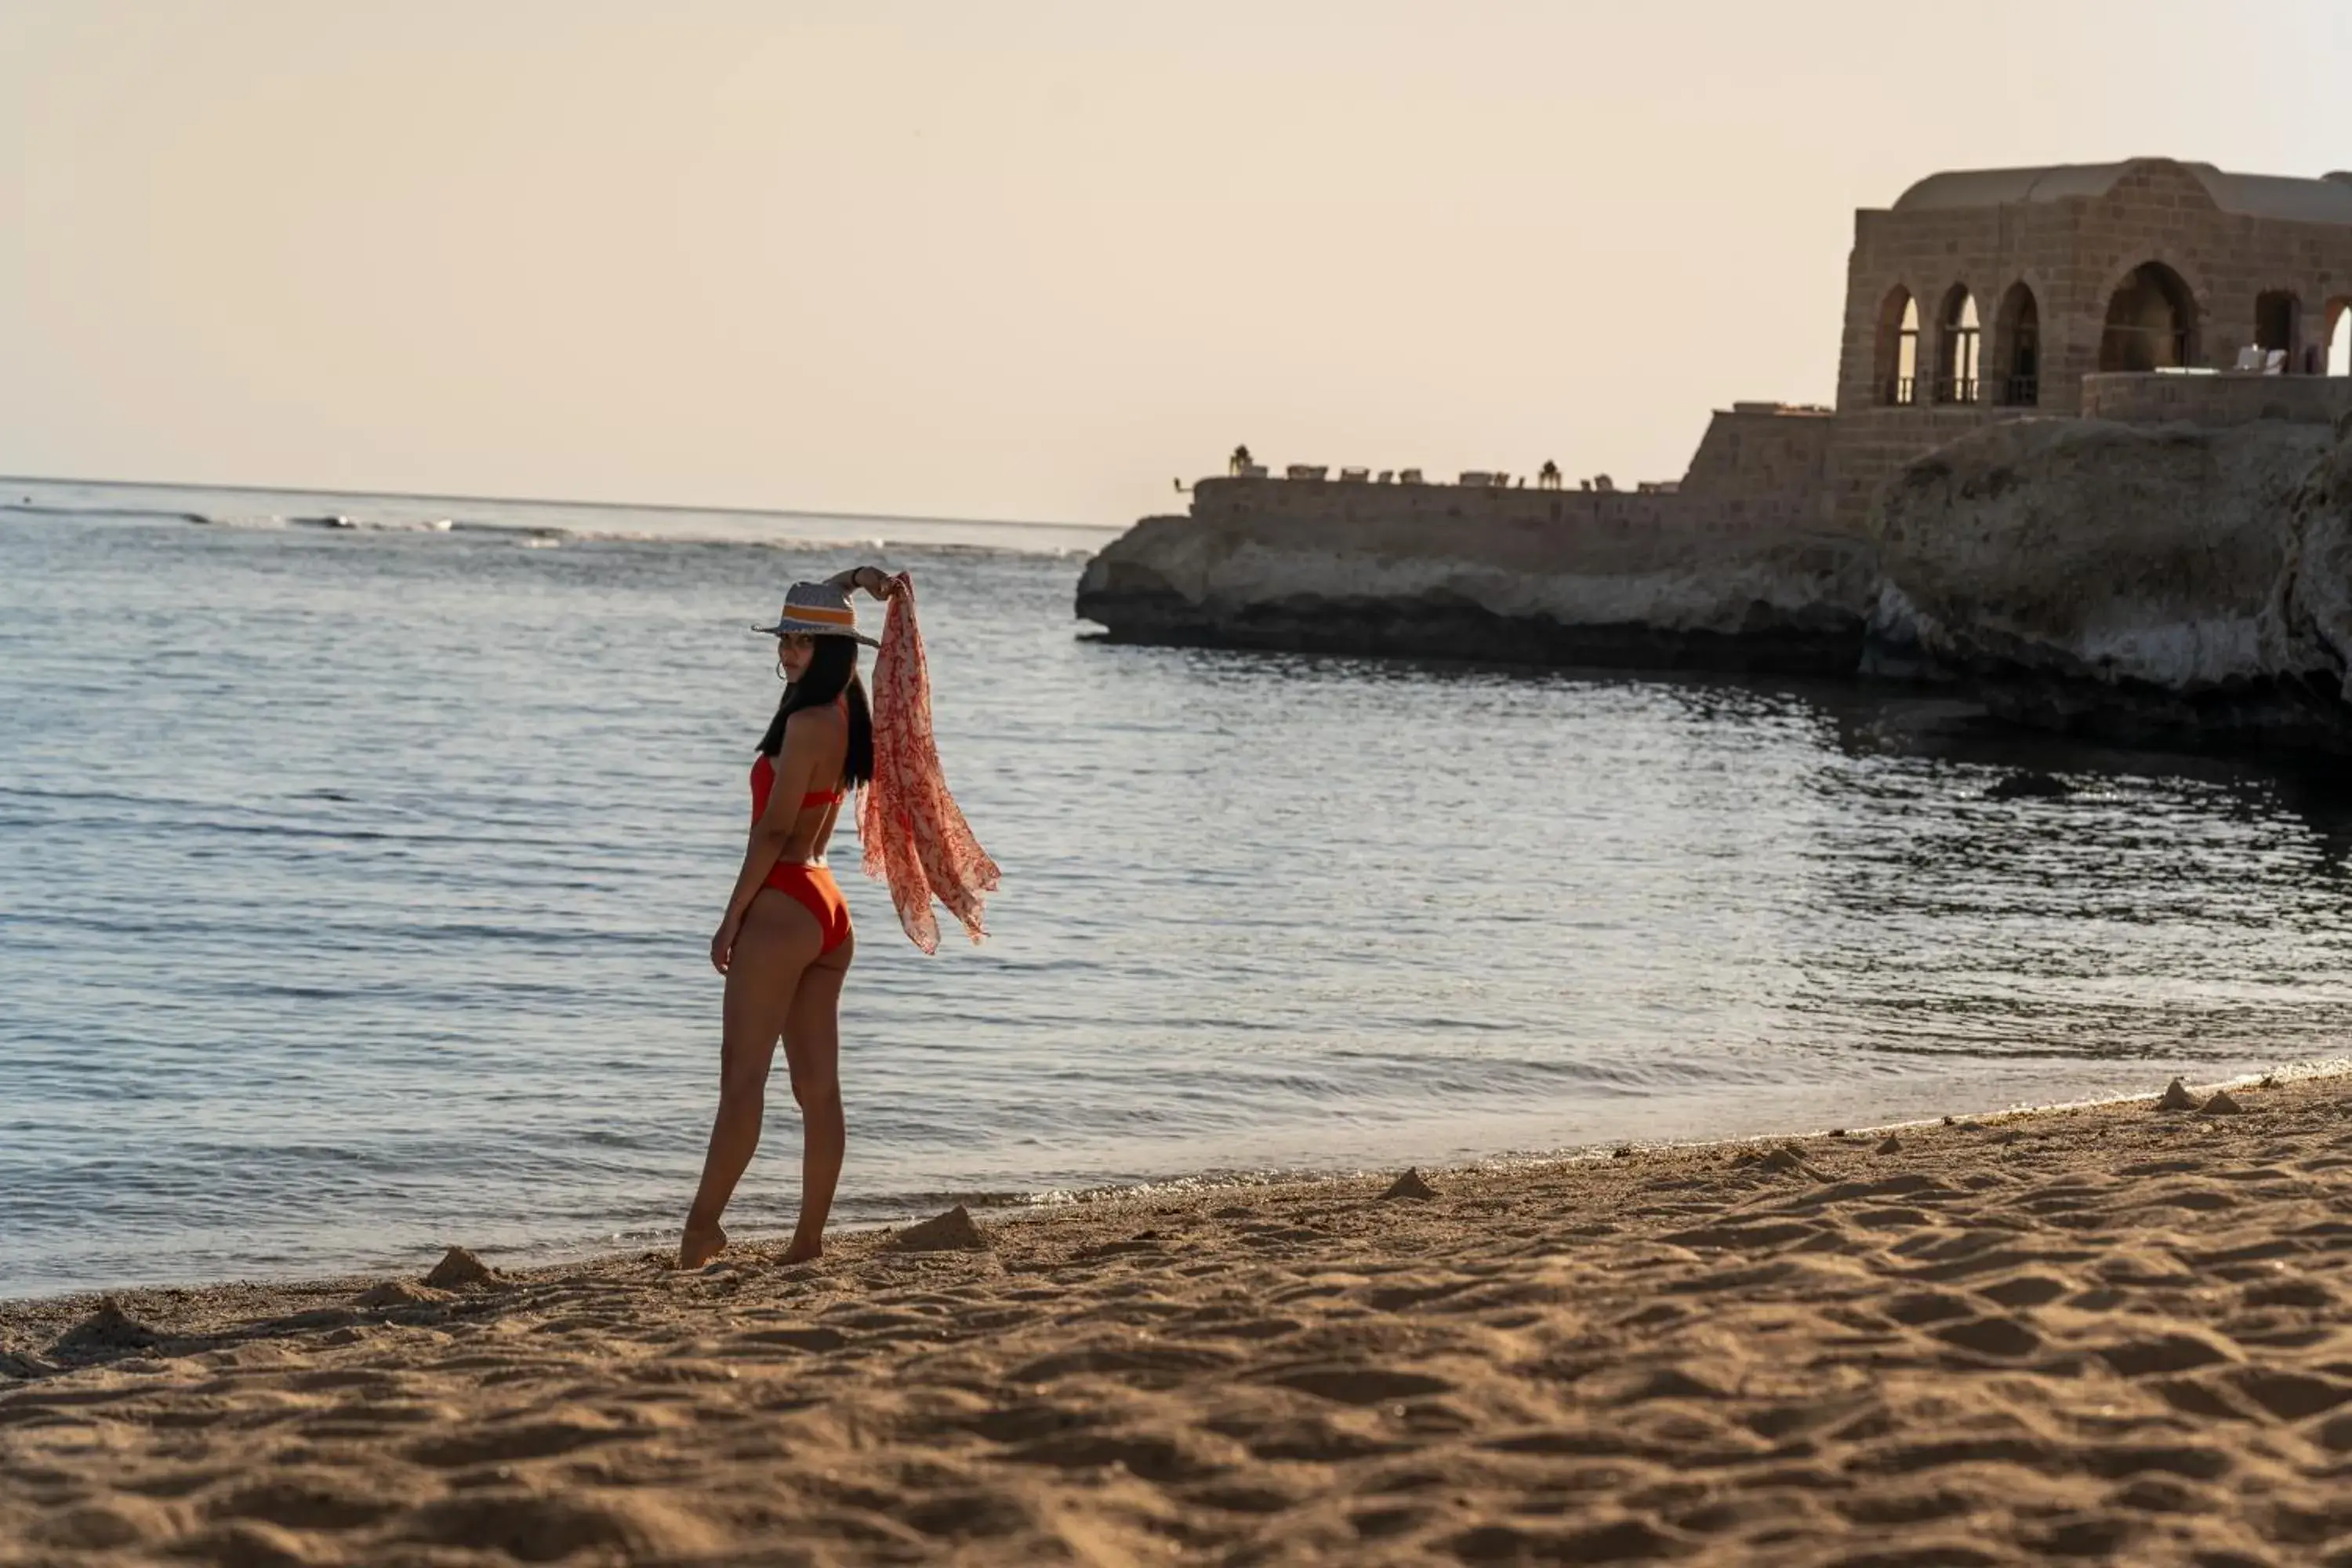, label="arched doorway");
[1936,287,1980,404]
[2100,263,2198,372]
[2329,299,2352,376]
[1875,287,1919,405]
[2255,290,2301,372]
[1994,282,2040,406]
